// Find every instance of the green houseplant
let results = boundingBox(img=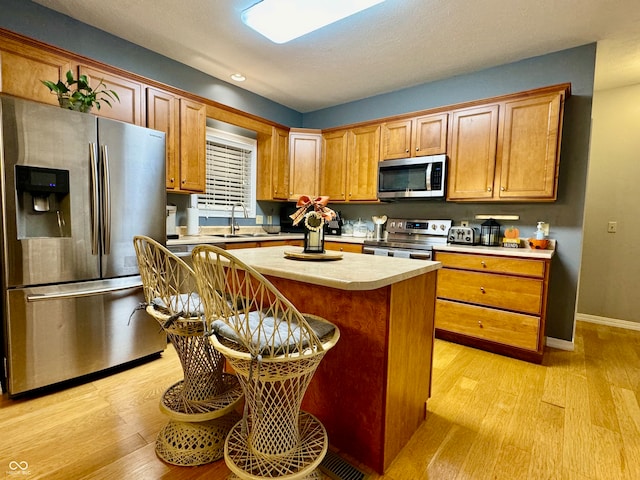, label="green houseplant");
[41,70,119,113]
